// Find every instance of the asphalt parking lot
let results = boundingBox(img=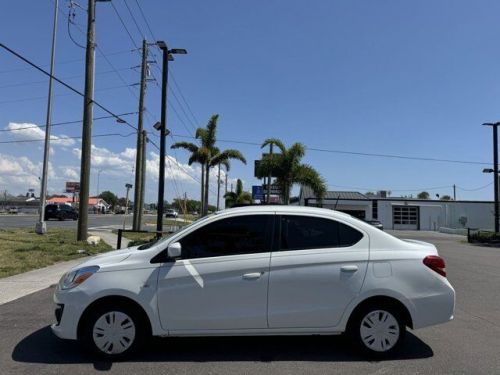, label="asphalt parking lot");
[1,231,499,374]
